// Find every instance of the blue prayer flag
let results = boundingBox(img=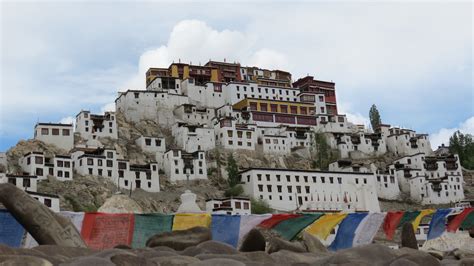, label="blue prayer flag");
[211,215,241,248]
[427,209,451,240]
[329,212,367,251]
[0,210,25,248]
